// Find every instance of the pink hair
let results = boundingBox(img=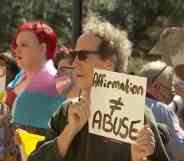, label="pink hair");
[11,21,57,59]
